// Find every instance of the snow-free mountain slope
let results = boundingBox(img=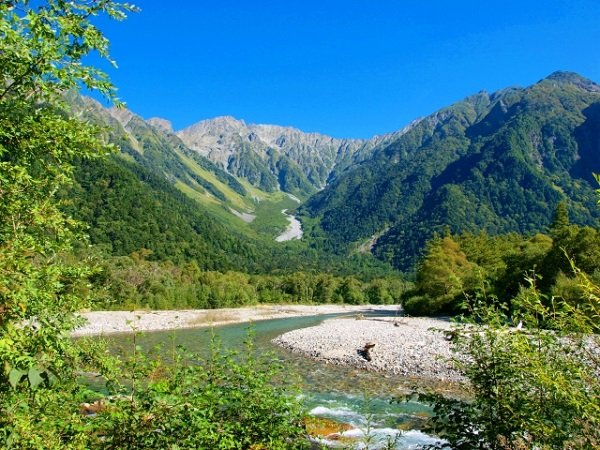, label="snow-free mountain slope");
[300,72,600,269]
